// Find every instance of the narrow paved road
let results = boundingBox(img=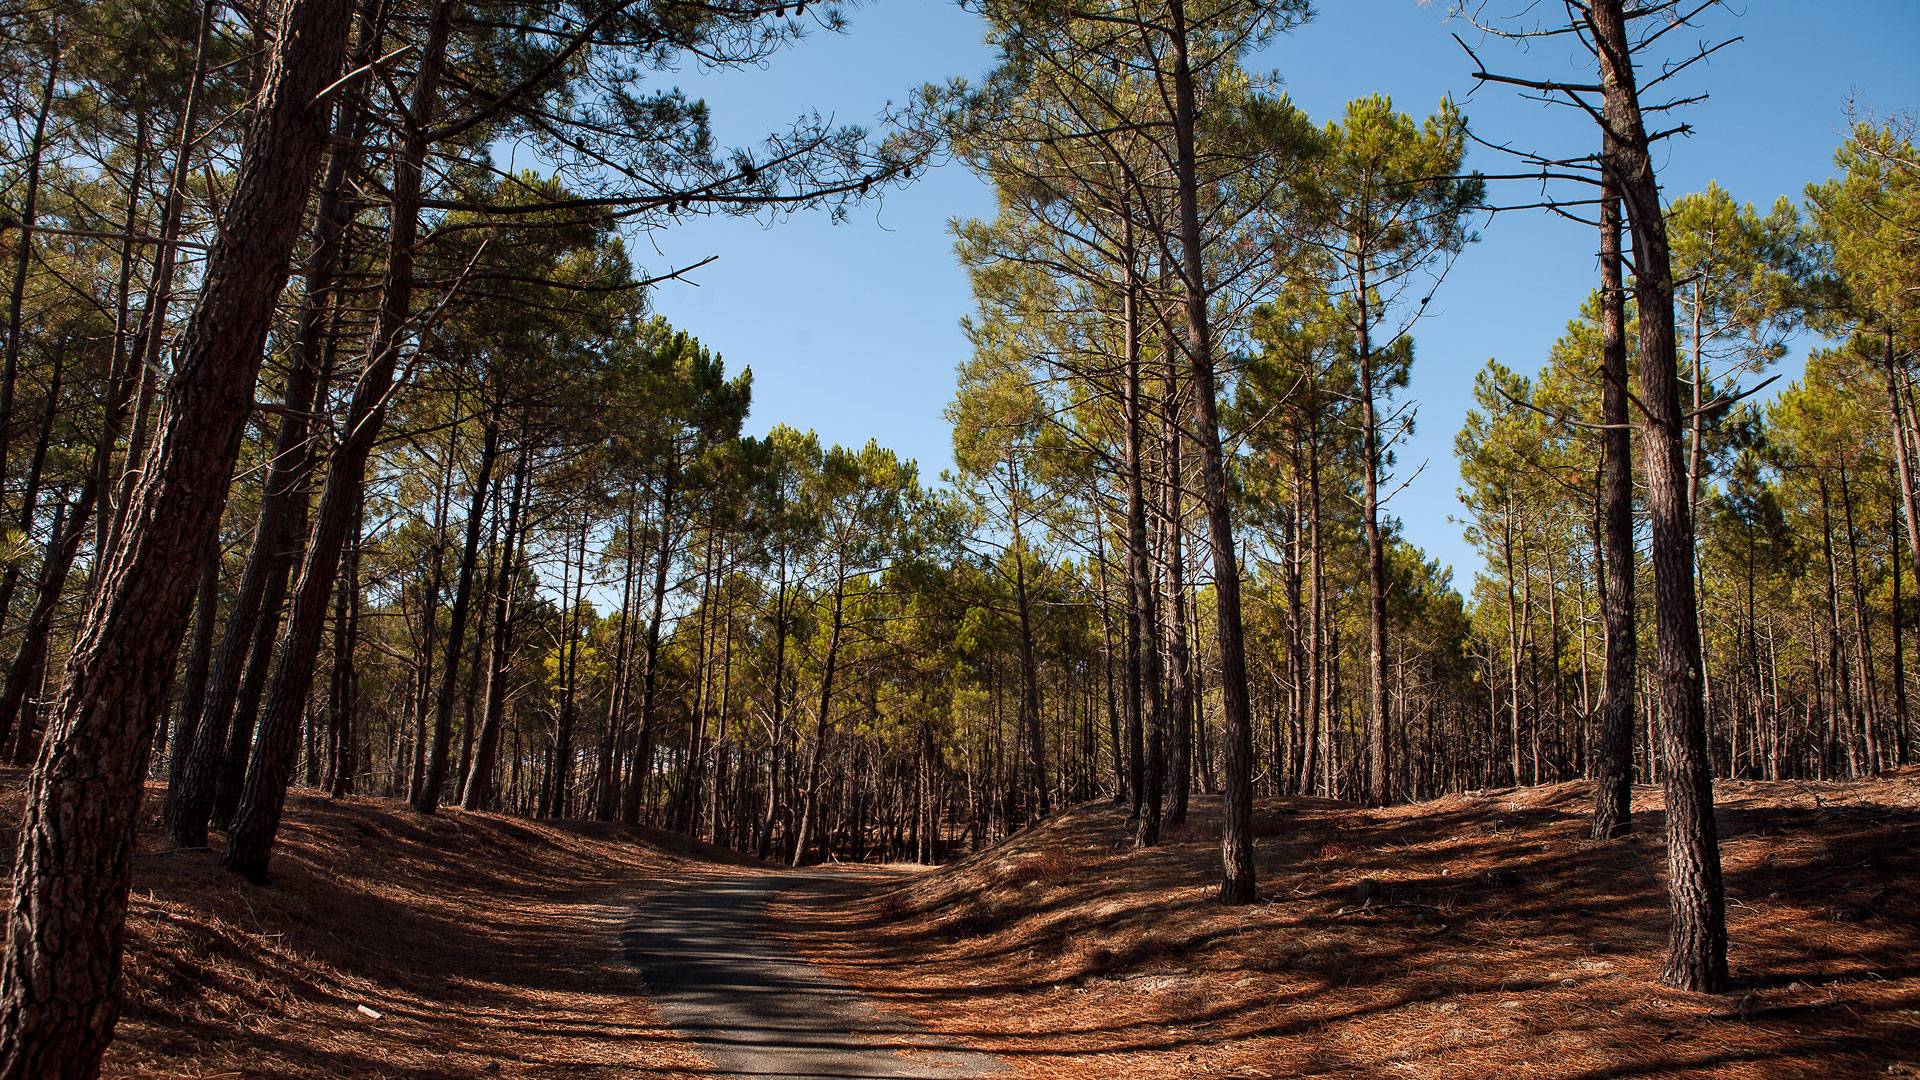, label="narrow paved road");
[623,873,1003,1080]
